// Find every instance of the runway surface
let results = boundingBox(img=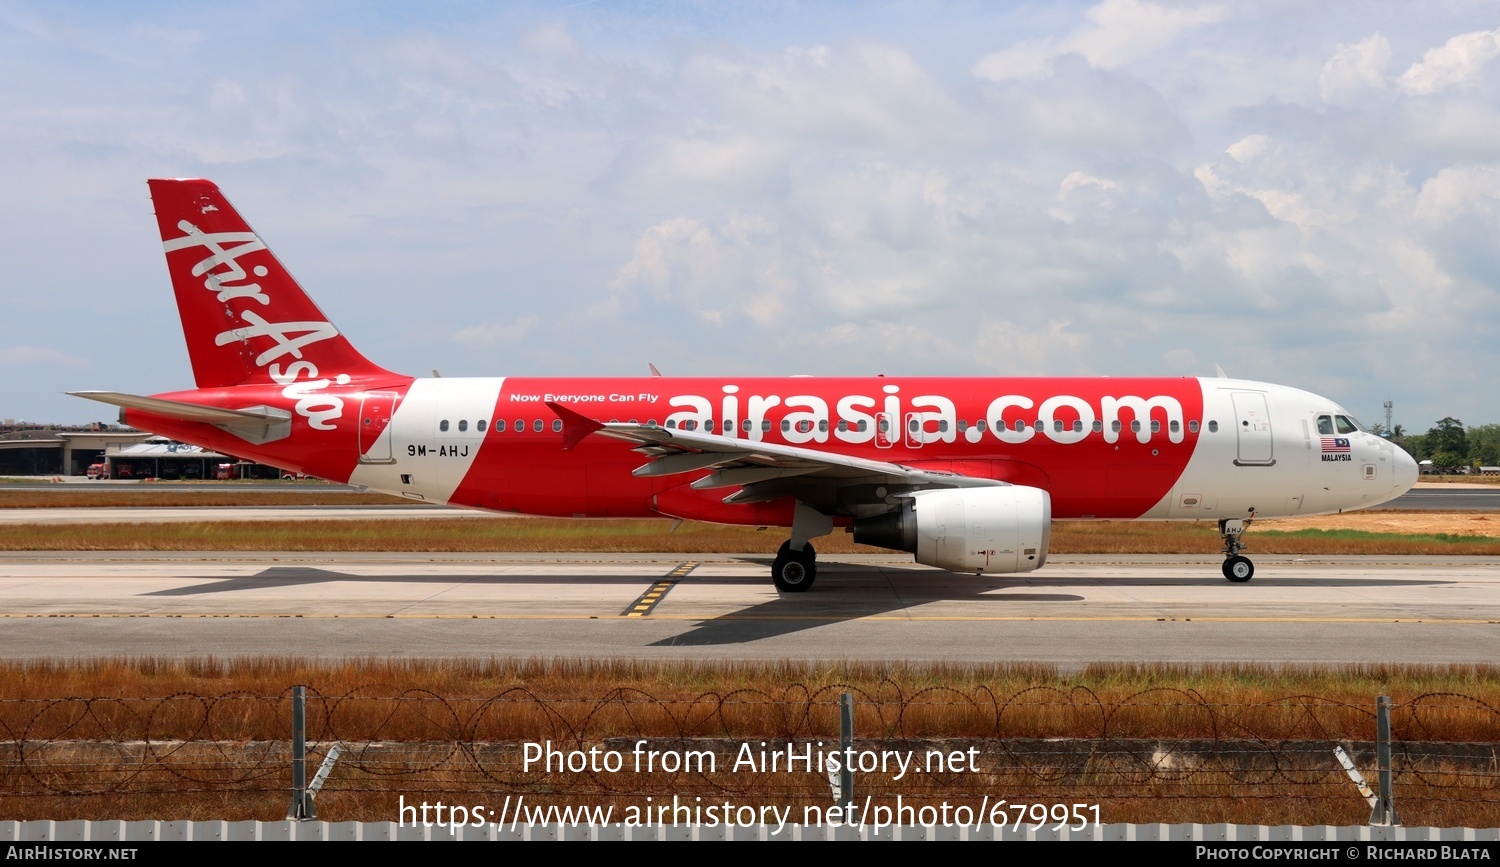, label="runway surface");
[1,552,1494,669]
